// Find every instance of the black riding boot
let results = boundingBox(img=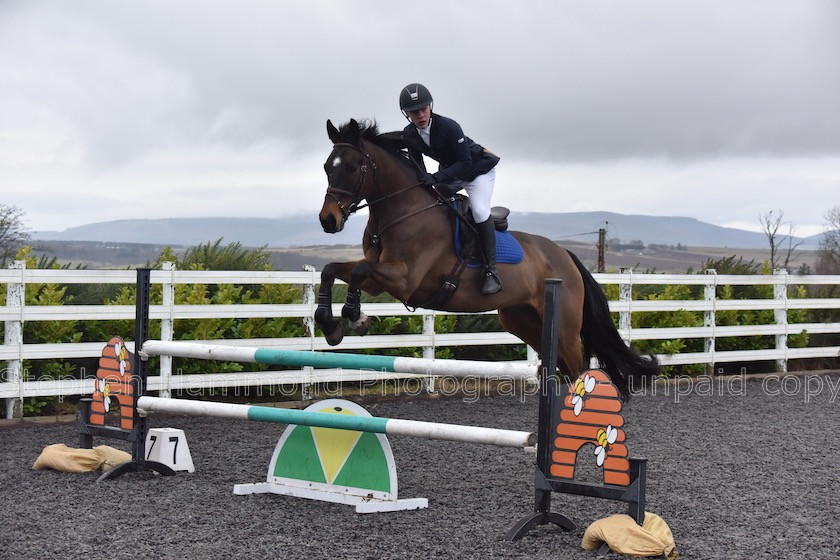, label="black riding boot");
[476,218,503,295]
